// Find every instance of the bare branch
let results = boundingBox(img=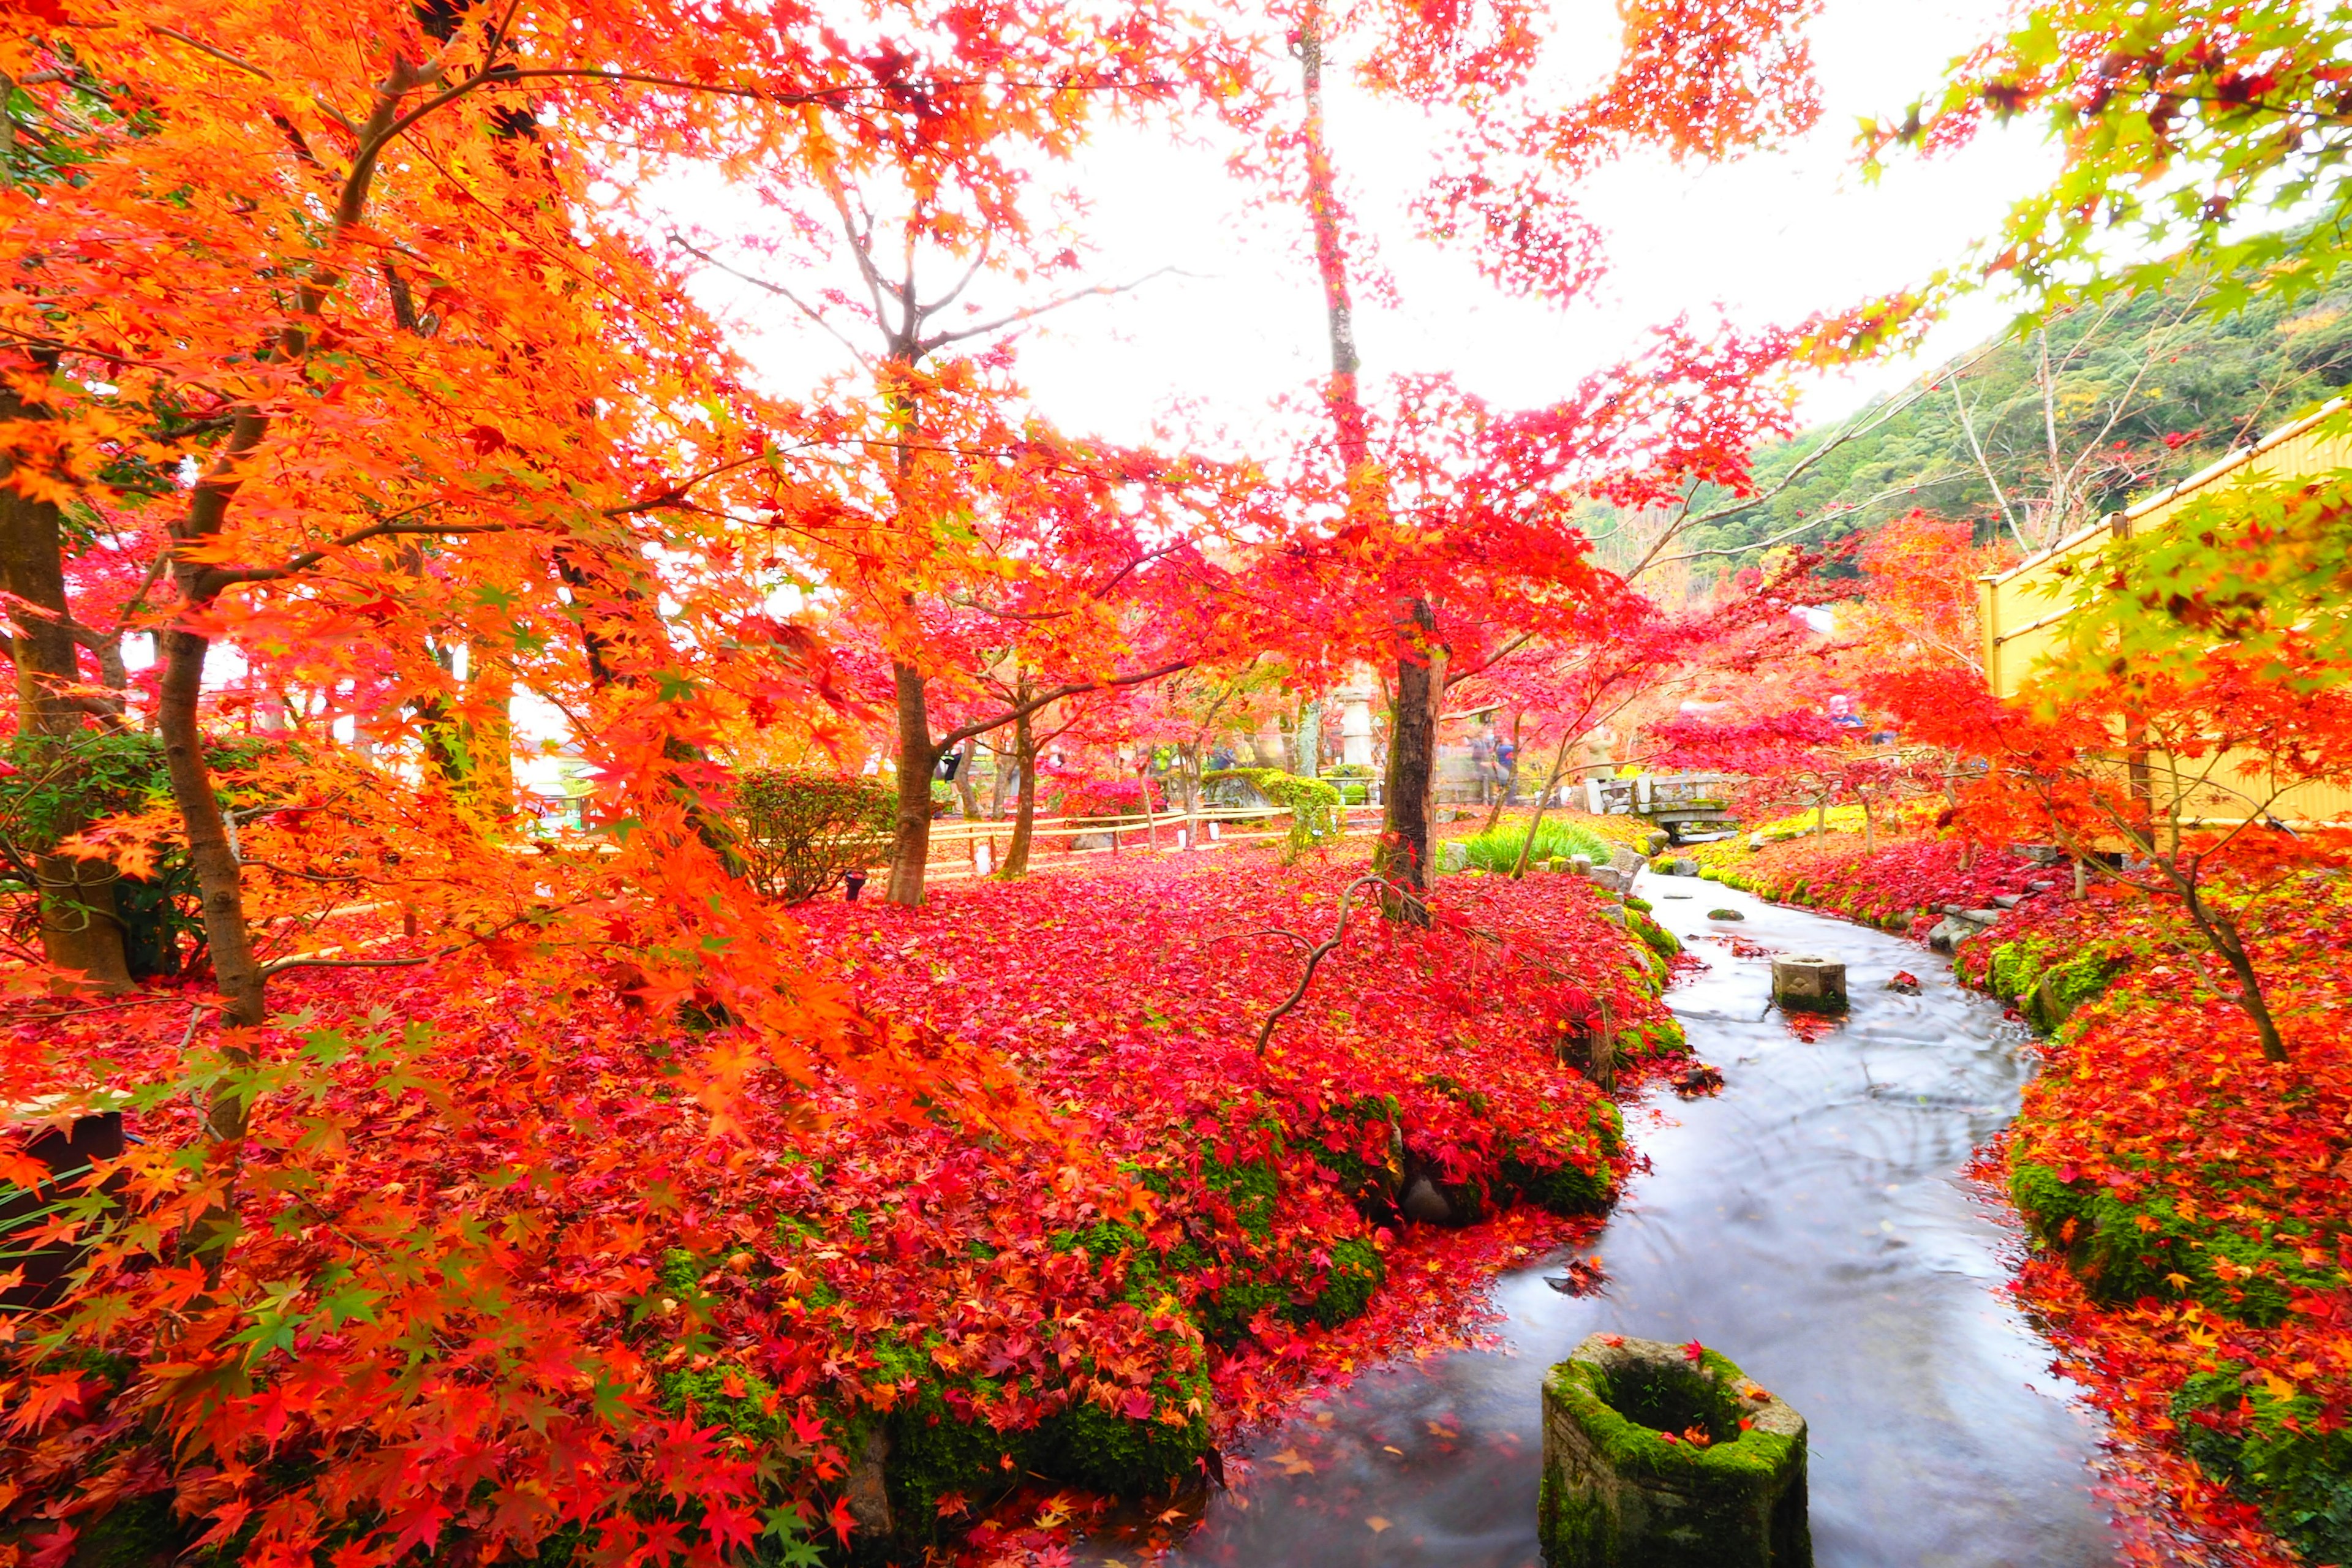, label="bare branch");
[935,659,1193,753]
[666,235,876,367]
[922,267,1188,353]
[1626,345,1995,581]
